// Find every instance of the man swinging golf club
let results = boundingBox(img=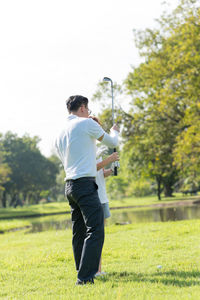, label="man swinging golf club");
[55,95,119,285]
